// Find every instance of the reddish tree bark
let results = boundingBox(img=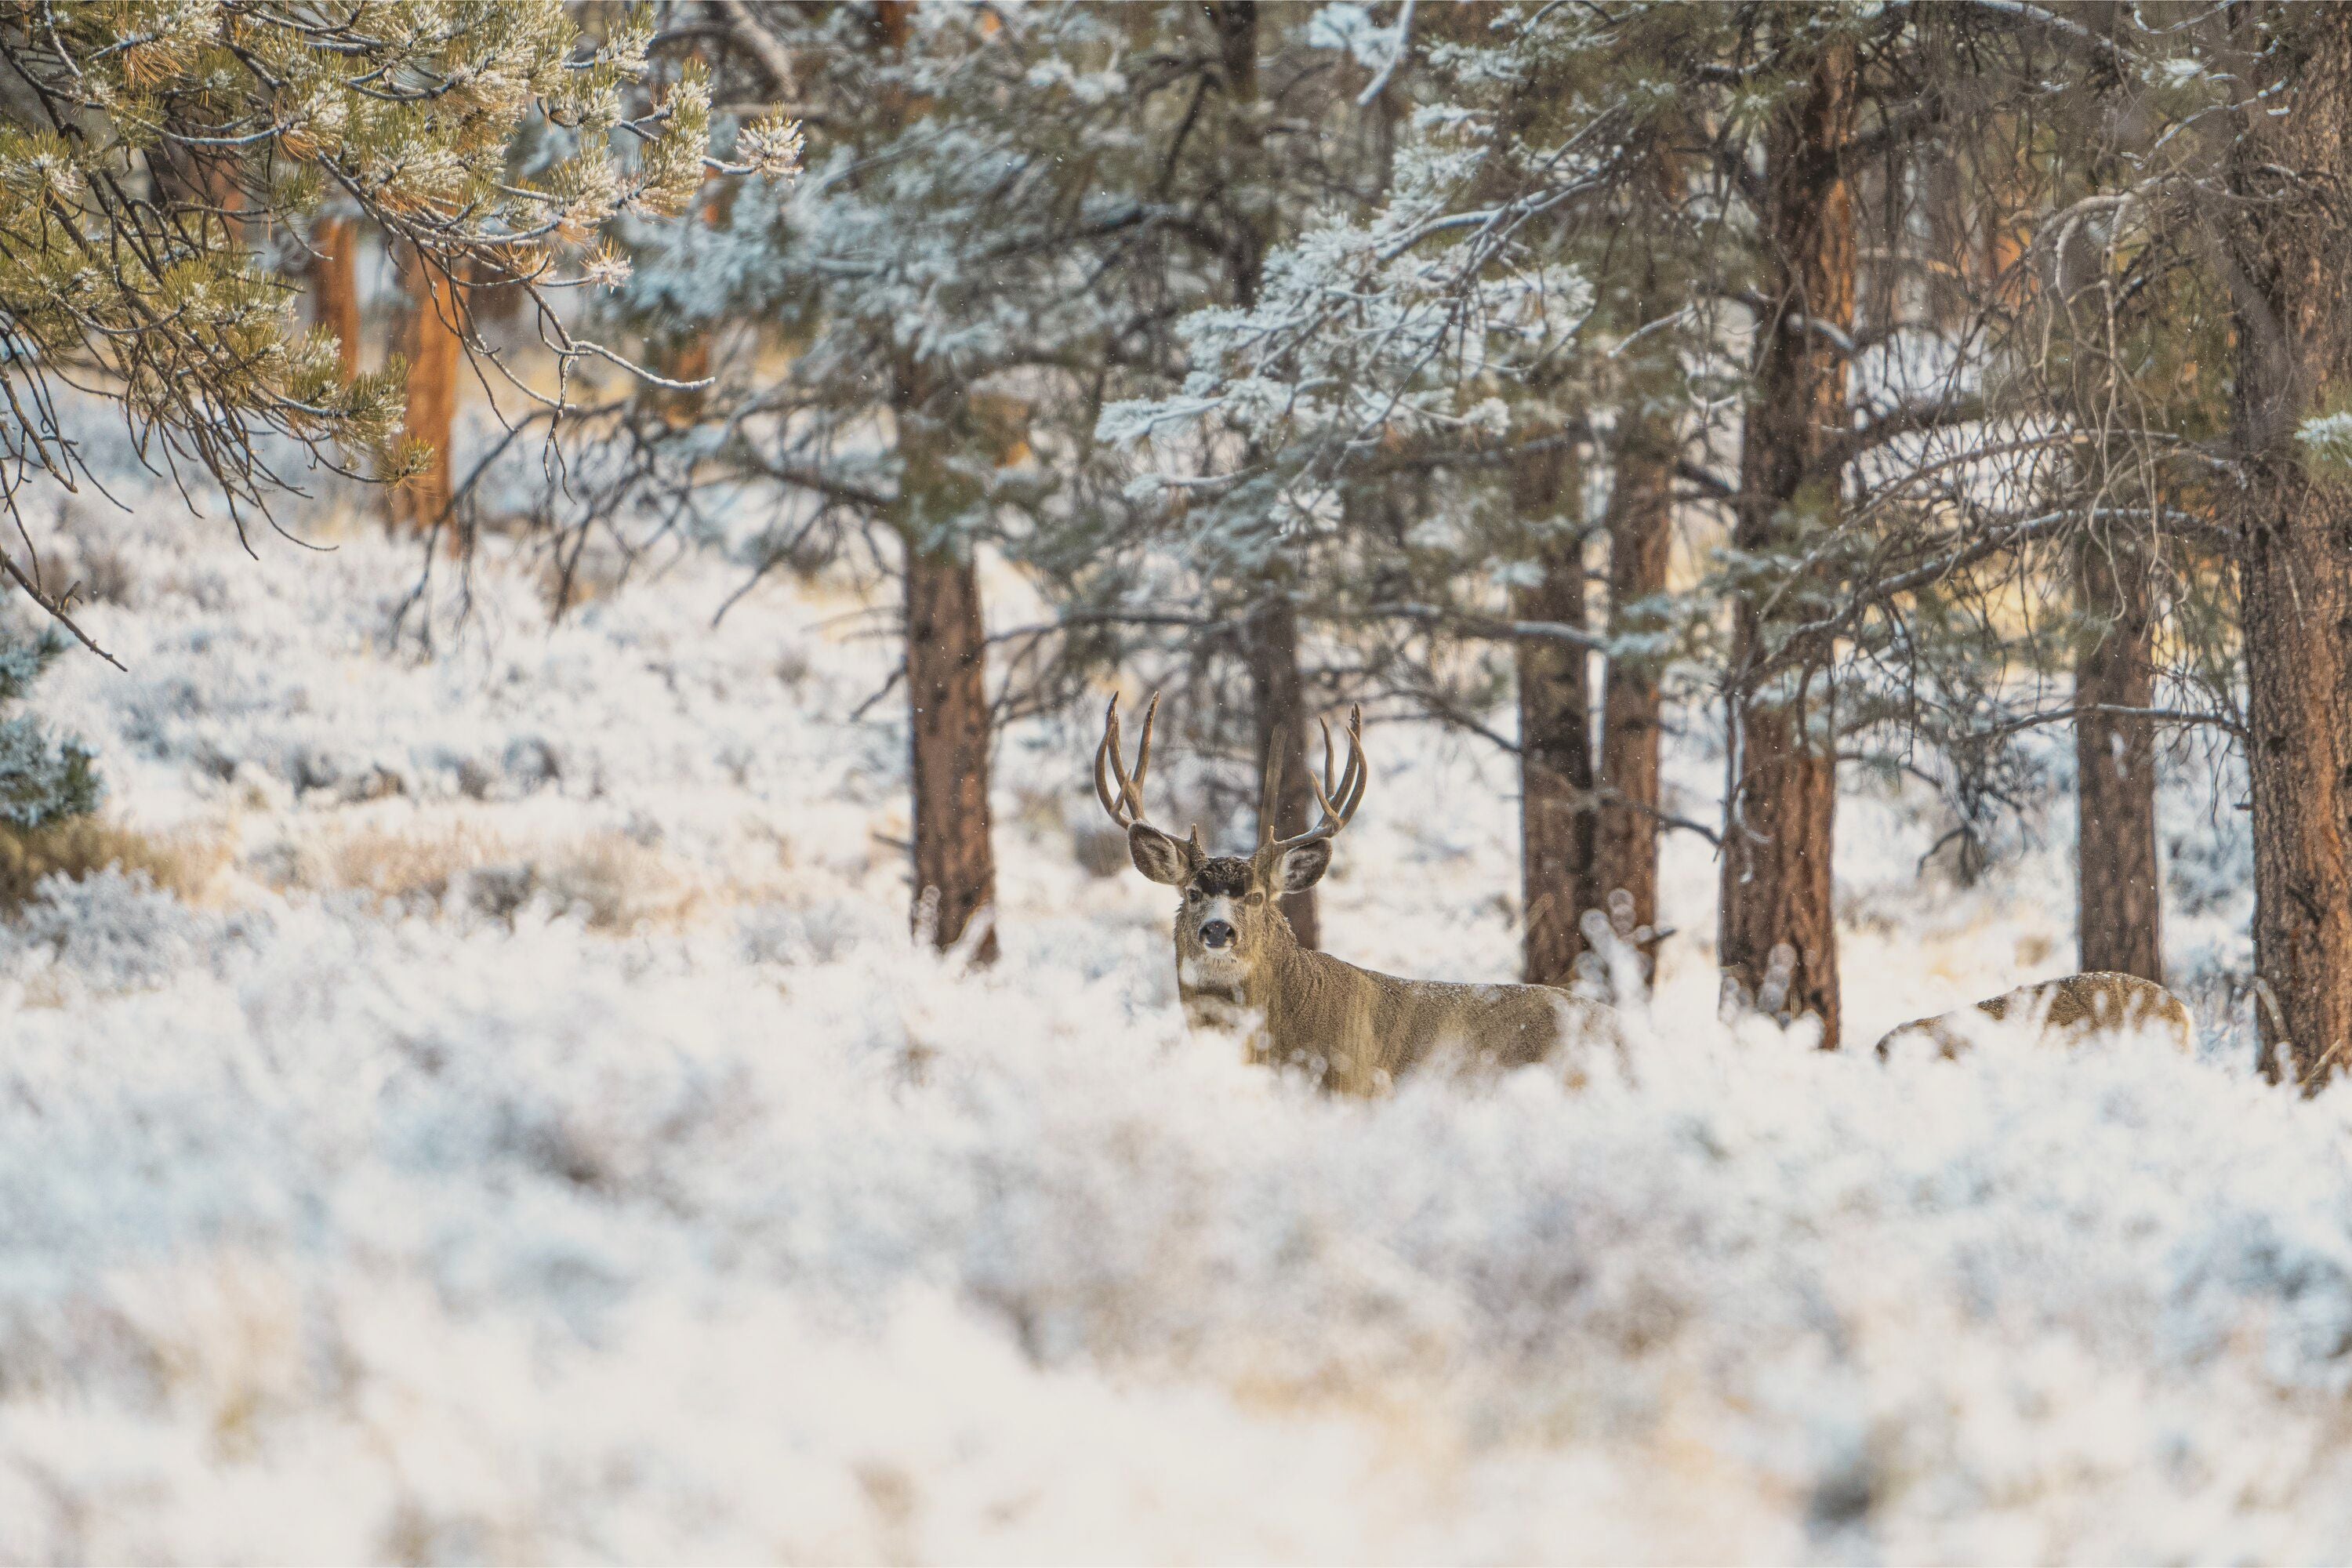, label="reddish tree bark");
[2072,539,2164,984]
[308,216,362,385]
[1248,597,1321,950]
[1719,35,1857,1048]
[1594,415,1673,953]
[866,0,998,965]
[2224,5,2352,1087]
[388,249,465,538]
[898,383,1000,963]
[905,531,999,965]
[1512,441,1595,986]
